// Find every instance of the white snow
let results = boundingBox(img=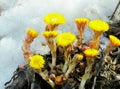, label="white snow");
[0,0,119,88]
